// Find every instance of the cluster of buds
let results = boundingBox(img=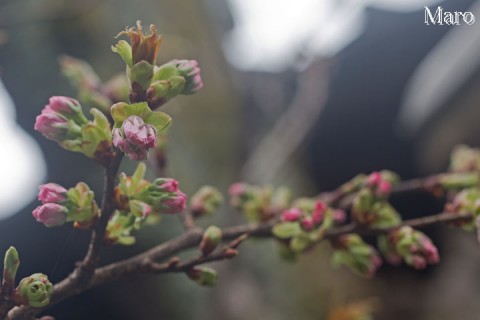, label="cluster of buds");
[444,188,480,230]
[33,182,100,228]
[228,183,291,222]
[273,199,346,255]
[365,171,393,198]
[378,226,439,269]
[106,163,187,244]
[147,59,203,108]
[59,55,130,114]
[352,171,401,227]
[112,21,203,108]
[190,186,223,217]
[280,199,346,232]
[0,247,53,308]
[34,96,113,165]
[331,234,382,278]
[111,101,171,160]
[17,273,53,308]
